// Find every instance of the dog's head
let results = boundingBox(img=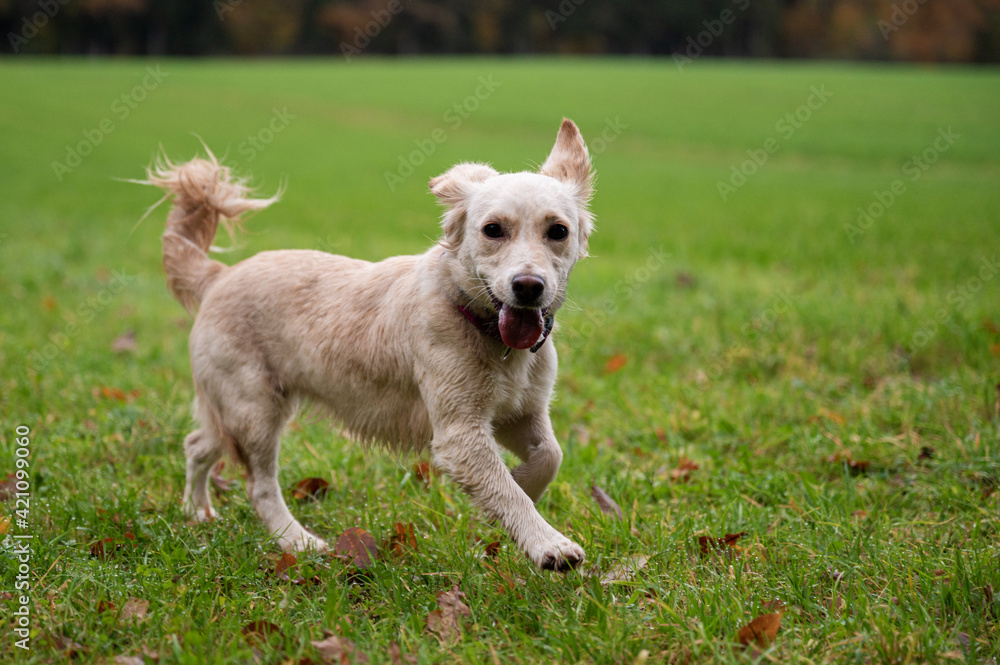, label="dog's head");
[430,119,594,350]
